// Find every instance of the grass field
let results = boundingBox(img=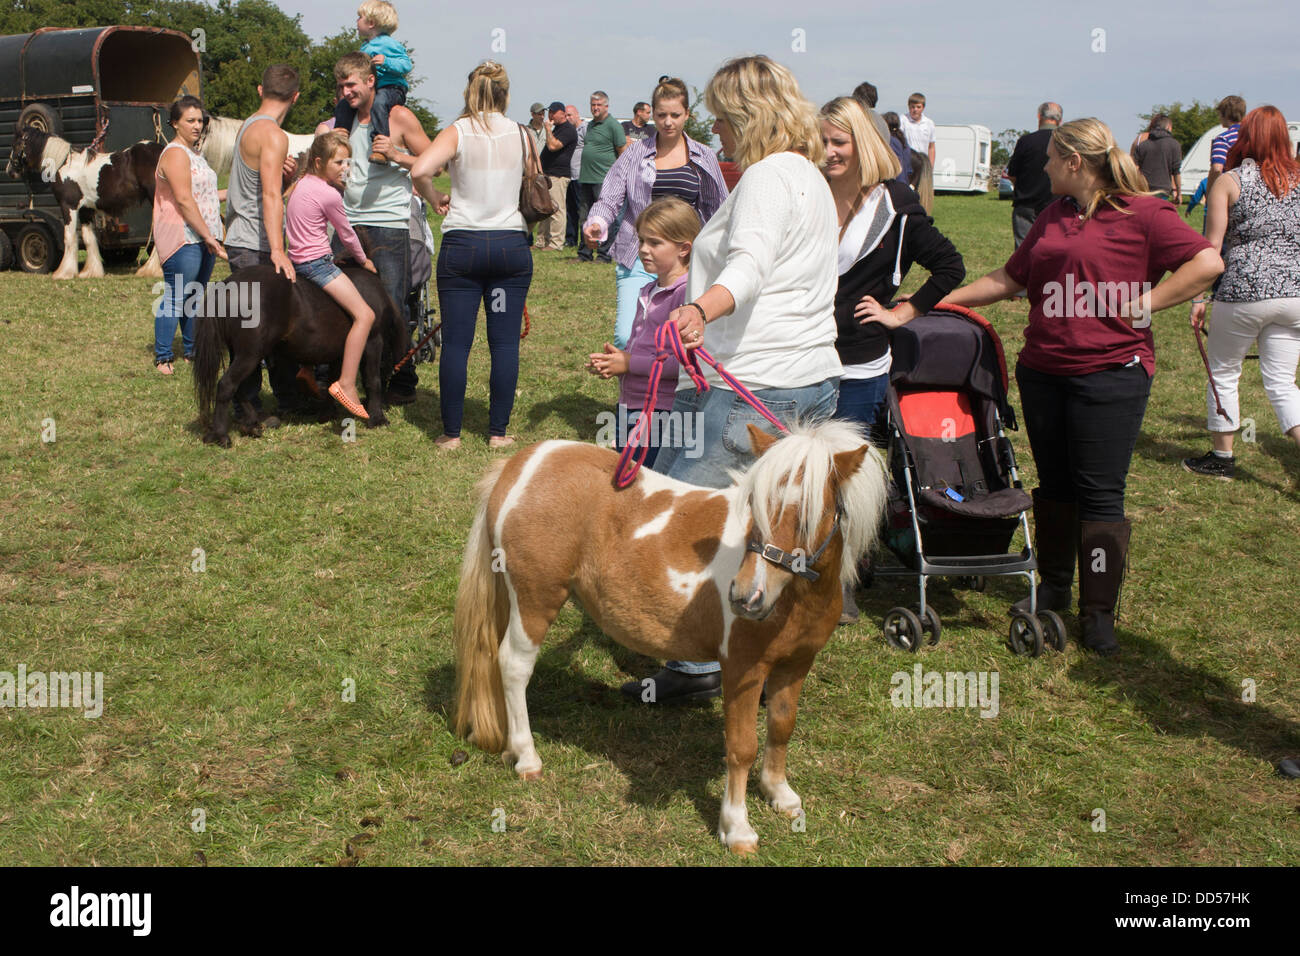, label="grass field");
[2,186,1298,866]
